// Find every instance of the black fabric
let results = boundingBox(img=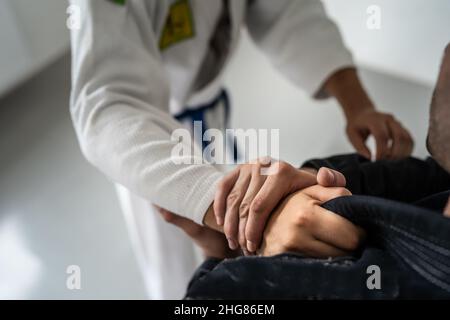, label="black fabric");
[184,155,450,300]
[302,154,450,203]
